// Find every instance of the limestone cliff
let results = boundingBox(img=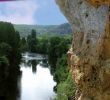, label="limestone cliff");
[56,0,110,100]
